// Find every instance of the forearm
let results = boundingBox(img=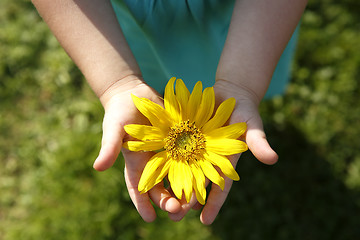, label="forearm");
[32,0,141,98]
[216,0,308,104]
